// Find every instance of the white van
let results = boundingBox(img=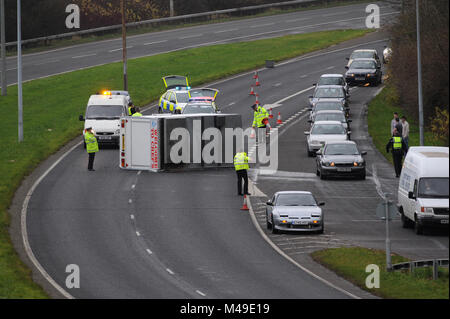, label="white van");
[397,146,449,234]
[79,93,129,147]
